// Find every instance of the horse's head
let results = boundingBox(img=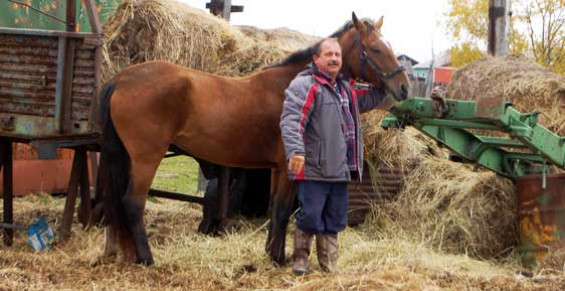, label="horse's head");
[340,12,410,101]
